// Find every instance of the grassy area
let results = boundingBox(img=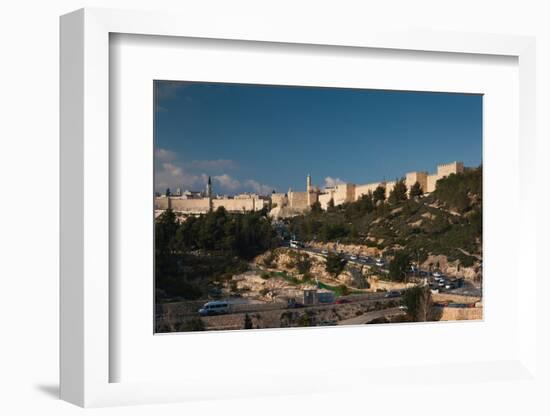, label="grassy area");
[317,281,363,296]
